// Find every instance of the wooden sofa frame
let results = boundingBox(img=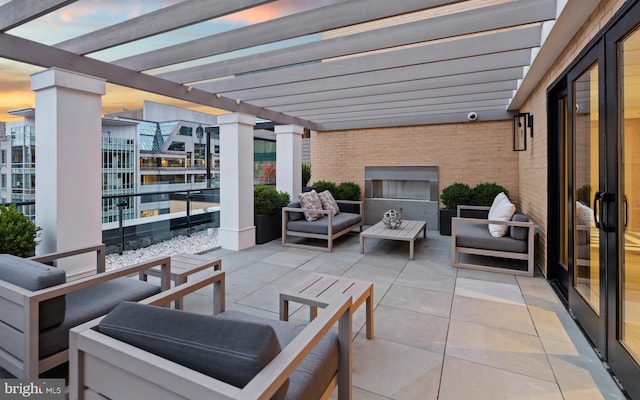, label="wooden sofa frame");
[0,244,171,378]
[451,205,536,277]
[282,199,363,252]
[69,271,353,400]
